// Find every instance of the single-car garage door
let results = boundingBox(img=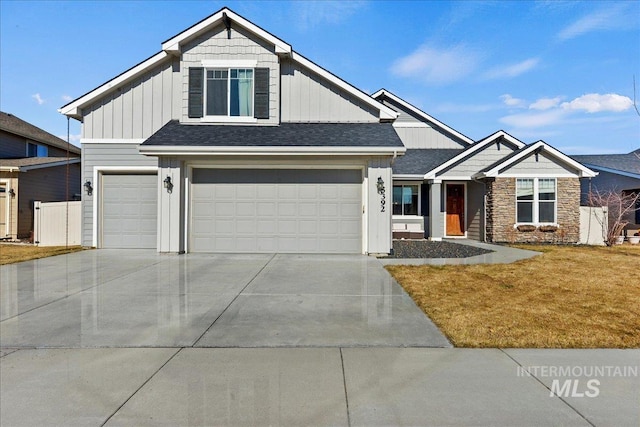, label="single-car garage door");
[190,169,362,253]
[101,174,157,249]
